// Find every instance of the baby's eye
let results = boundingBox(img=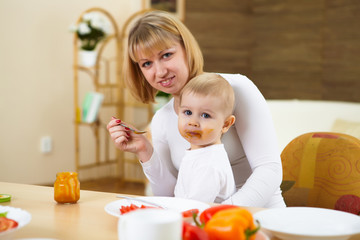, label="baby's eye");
[201,113,211,119]
[184,110,192,116]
